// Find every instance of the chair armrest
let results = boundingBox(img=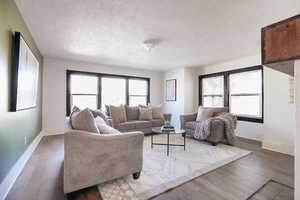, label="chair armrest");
[64,130,144,193]
[180,112,197,129]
